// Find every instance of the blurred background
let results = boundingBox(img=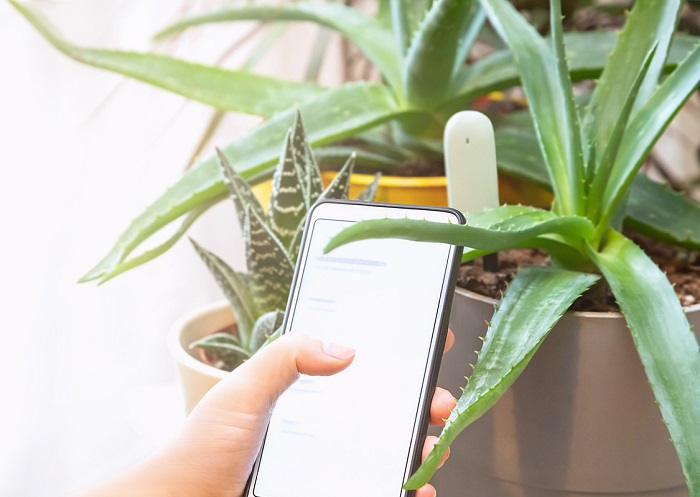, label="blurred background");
[1,1,698,496]
[0,0,345,494]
